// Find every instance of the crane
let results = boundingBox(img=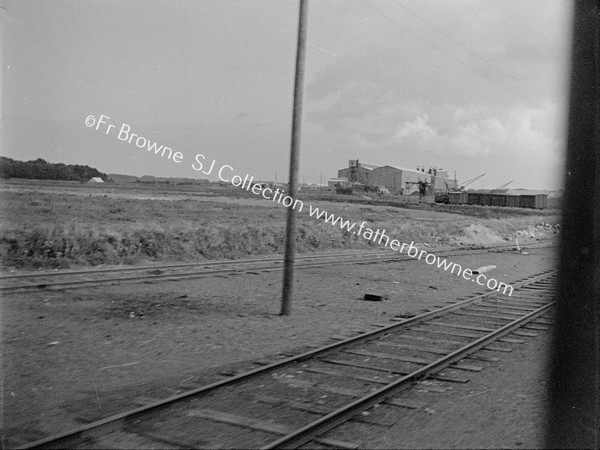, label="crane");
[459,173,485,190]
[493,180,513,190]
